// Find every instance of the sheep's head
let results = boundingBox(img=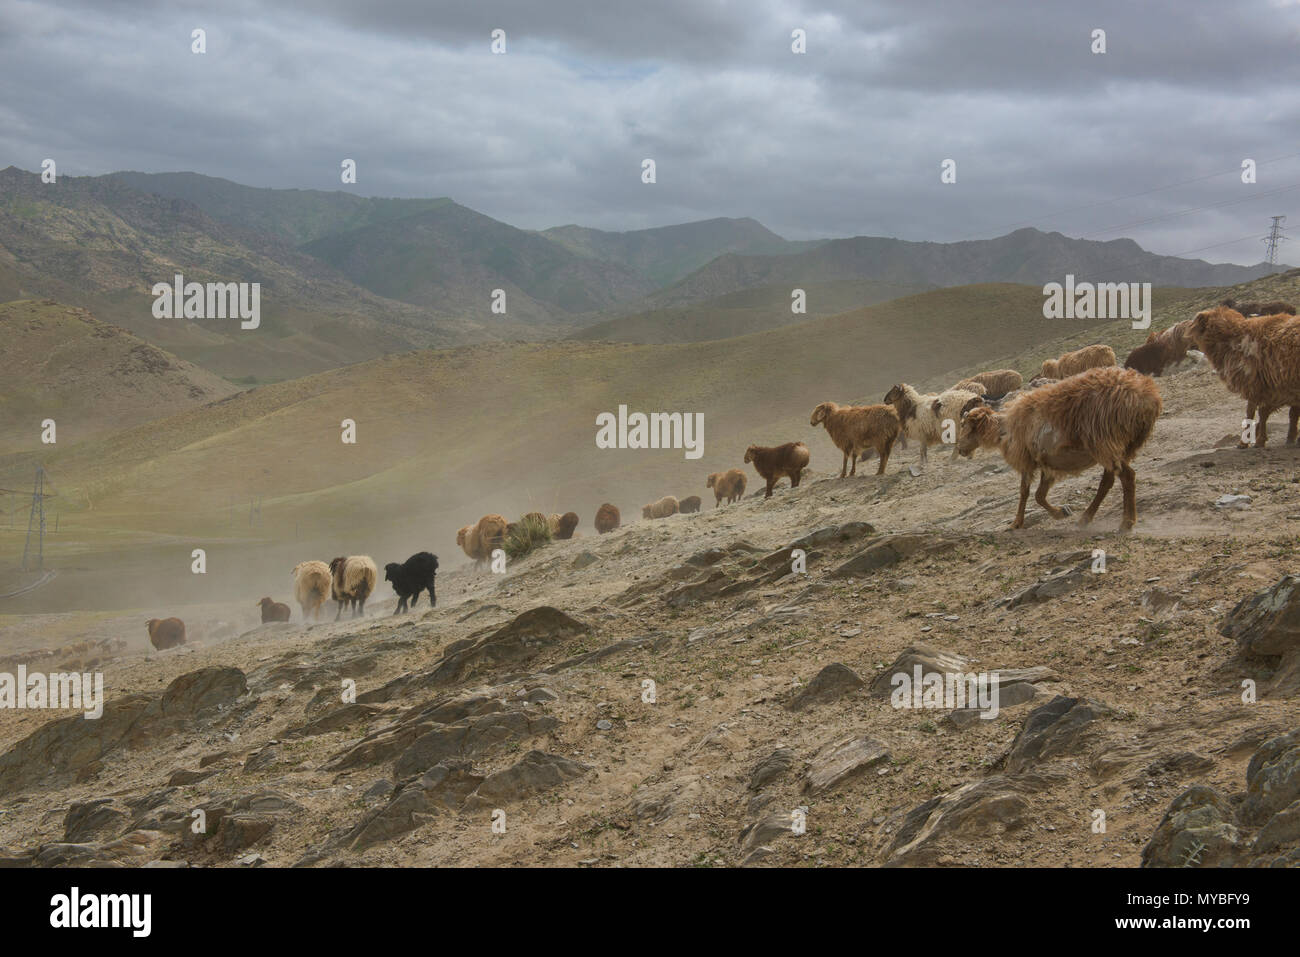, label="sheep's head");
[882,384,904,406]
[146,618,159,632]
[384,563,400,581]
[456,526,470,546]
[706,472,718,488]
[1040,359,1060,379]
[257,597,273,608]
[743,446,757,464]
[956,405,1001,457]
[809,402,833,426]
[1189,308,1225,347]
[641,505,652,519]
